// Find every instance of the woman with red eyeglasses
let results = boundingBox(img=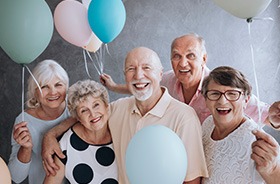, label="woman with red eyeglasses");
[201,66,280,184]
